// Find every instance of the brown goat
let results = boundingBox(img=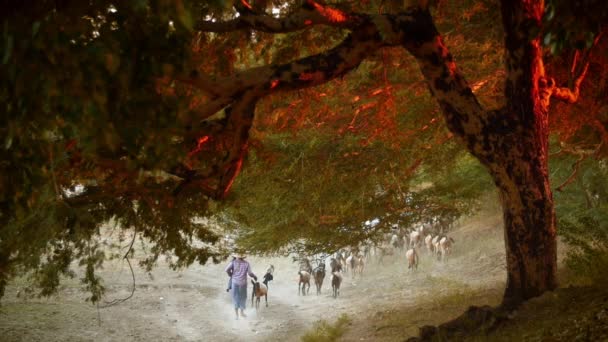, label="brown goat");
[298,271,311,296]
[251,279,268,309]
[312,264,326,295]
[331,272,342,298]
